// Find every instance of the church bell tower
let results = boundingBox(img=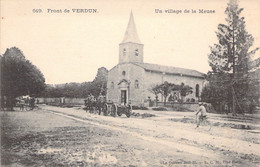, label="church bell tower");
[119,11,144,64]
